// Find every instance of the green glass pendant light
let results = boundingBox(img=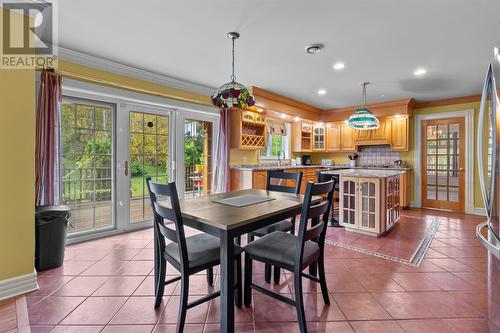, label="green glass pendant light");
[348,82,380,130]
